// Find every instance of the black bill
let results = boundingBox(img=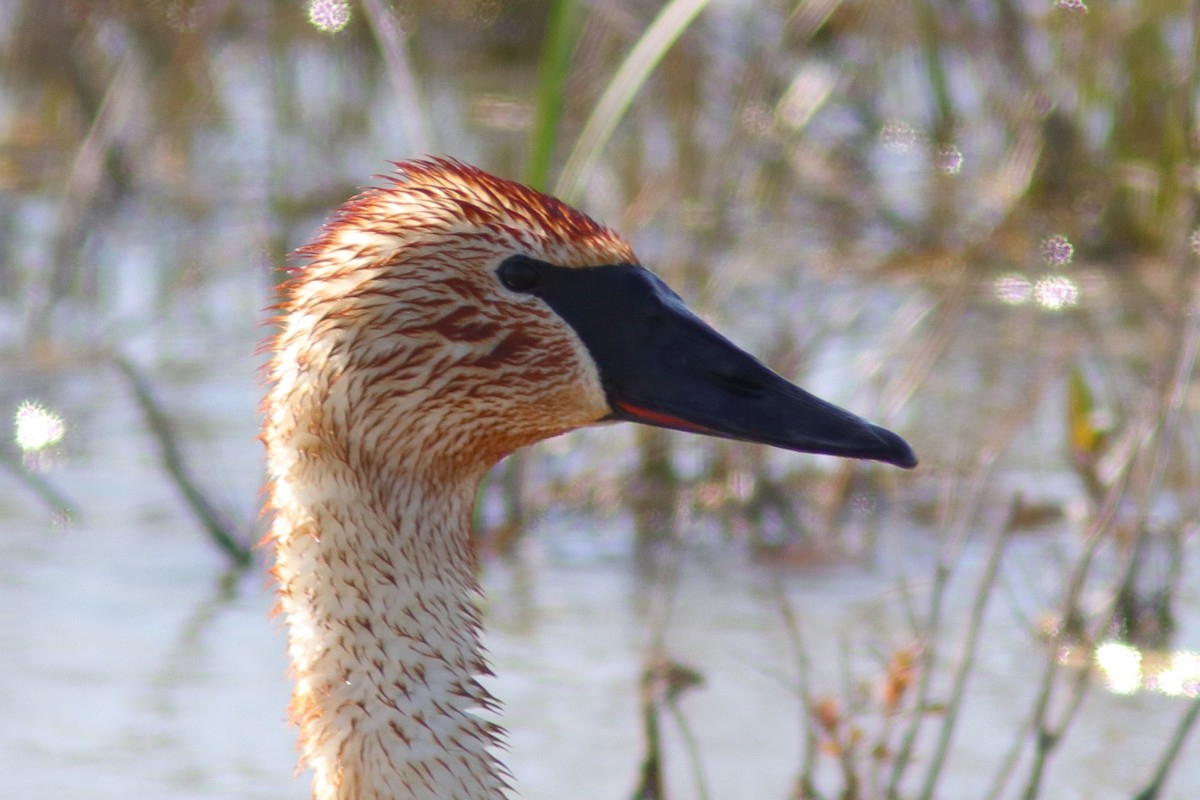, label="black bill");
[501,257,917,469]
